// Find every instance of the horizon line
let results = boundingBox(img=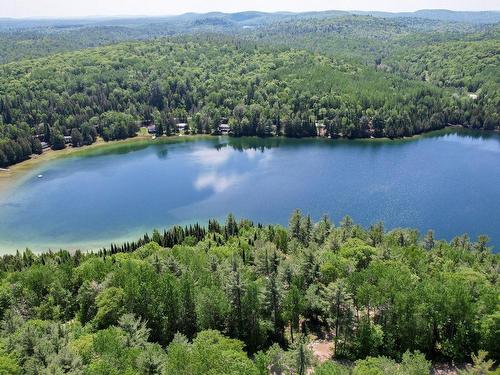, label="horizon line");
[2,8,500,21]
